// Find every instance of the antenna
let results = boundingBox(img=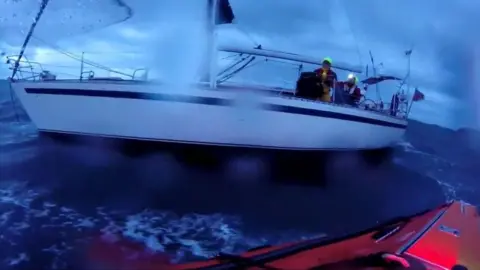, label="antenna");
[11,0,50,79]
[405,47,413,95]
[369,50,381,101]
